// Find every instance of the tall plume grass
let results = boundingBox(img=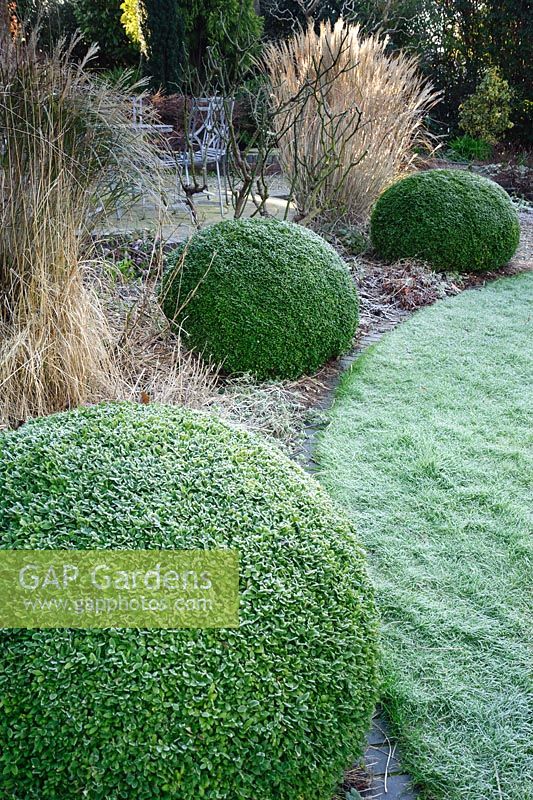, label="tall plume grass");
[0,28,166,426]
[264,19,440,223]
